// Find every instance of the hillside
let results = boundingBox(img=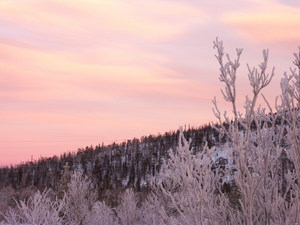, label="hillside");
[0,125,221,192]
